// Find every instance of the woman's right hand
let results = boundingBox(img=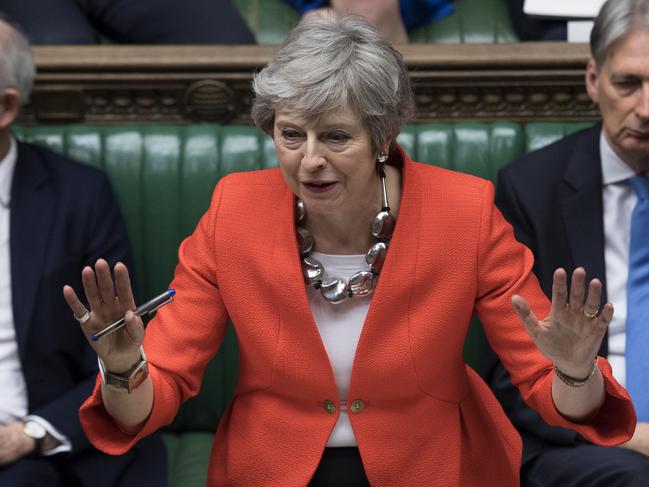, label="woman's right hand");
[63,259,144,373]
